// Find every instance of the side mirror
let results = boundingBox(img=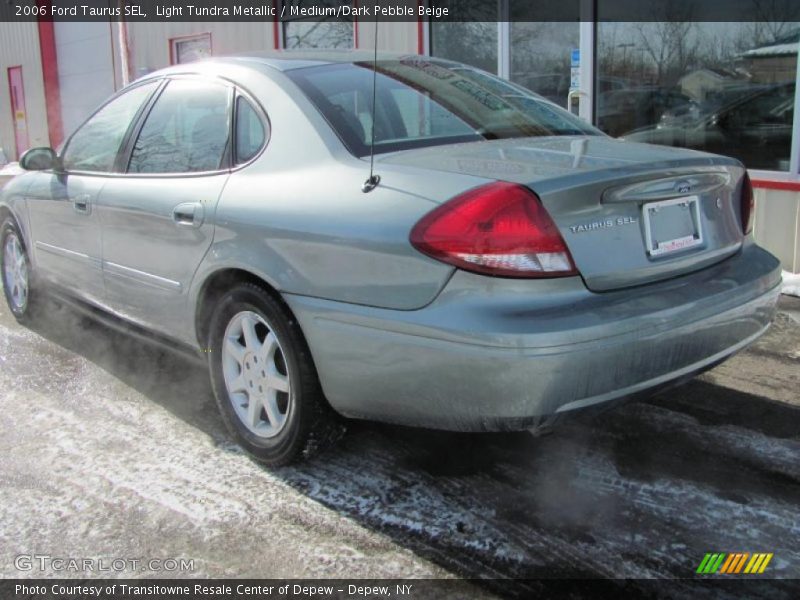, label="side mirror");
[19,147,59,171]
